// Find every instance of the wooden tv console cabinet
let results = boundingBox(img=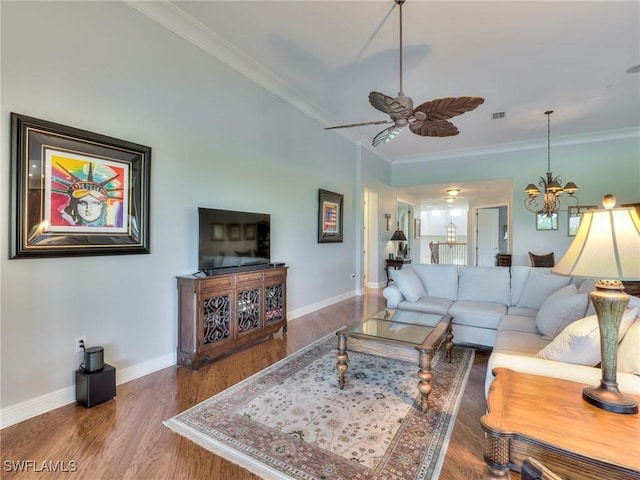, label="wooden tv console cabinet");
[176,266,287,369]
